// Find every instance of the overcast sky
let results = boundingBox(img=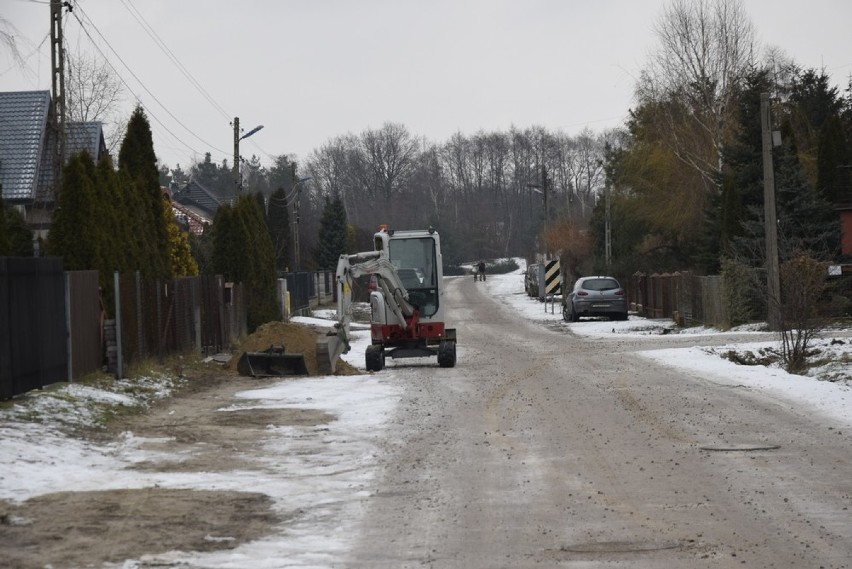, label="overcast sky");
[3,0,852,172]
